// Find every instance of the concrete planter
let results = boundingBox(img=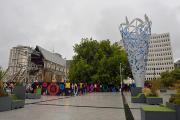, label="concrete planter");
[146,97,163,105]
[26,93,41,99]
[13,86,26,100]
[0,96,11,112]
[166,102,180,120]
[131,93,146,103]
[11,86,25,109]
[11,100,25,109]
[141,106,176,120]
[131,87,142,96]
[10,94,25,109]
